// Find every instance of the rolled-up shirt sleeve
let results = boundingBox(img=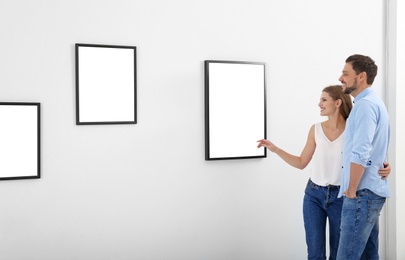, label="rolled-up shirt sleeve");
[350,100,378,167]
